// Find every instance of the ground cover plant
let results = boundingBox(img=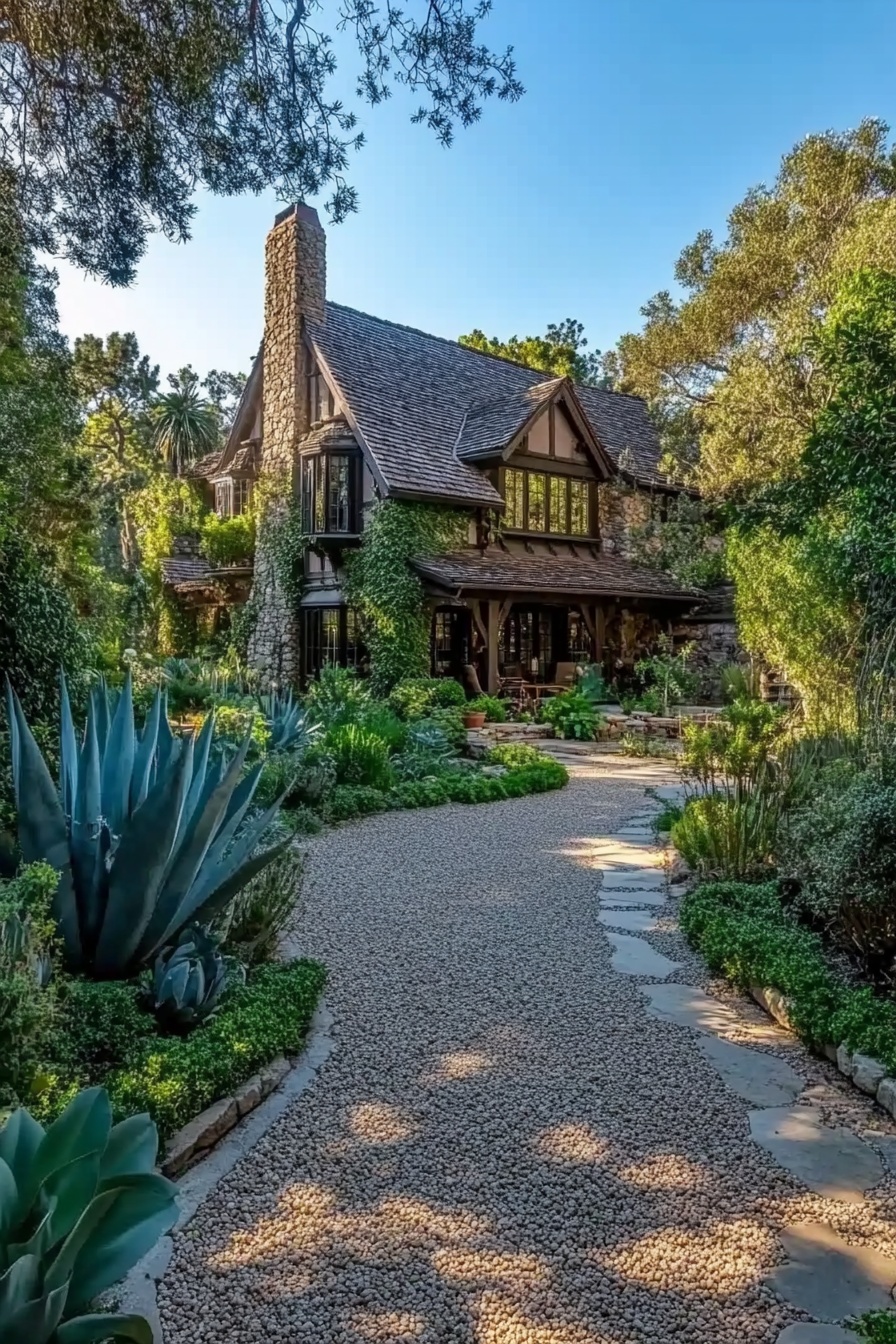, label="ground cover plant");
[681,879,896,1075]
